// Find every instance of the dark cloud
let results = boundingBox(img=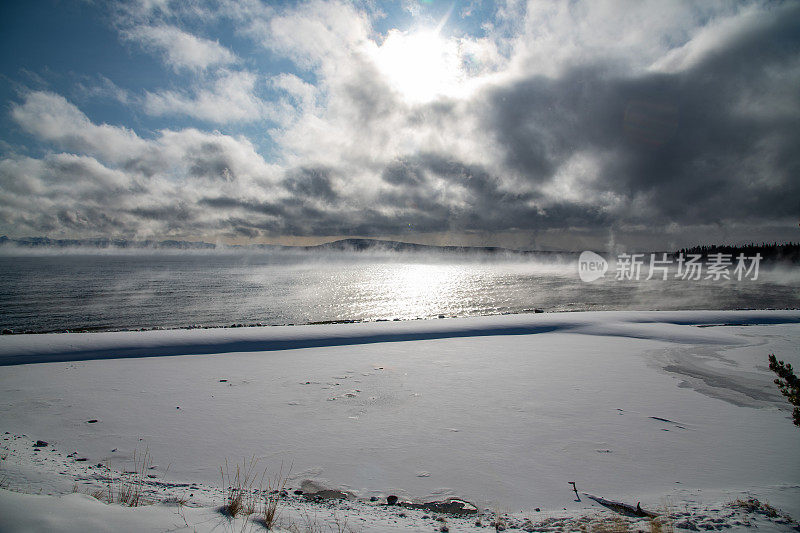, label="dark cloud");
[54,207,125,233]
[480,2,800,227]
[128,203,194,222]
[378,153,547,232]
[186,142,235,179]
[193,154,611,237]
[285,166,339,201]
[199,197,286,217]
